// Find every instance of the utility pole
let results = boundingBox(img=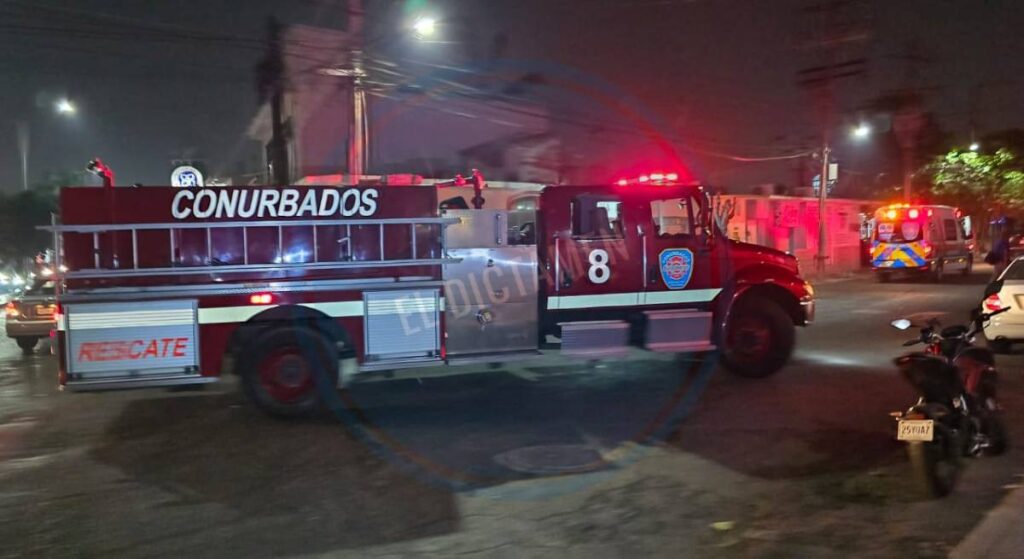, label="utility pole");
[347,0,367,180]
[16,120,29,191]
[893,105,923,202]
[256,17,290,185]
[319,0,369,182]
[797,0,868,273]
